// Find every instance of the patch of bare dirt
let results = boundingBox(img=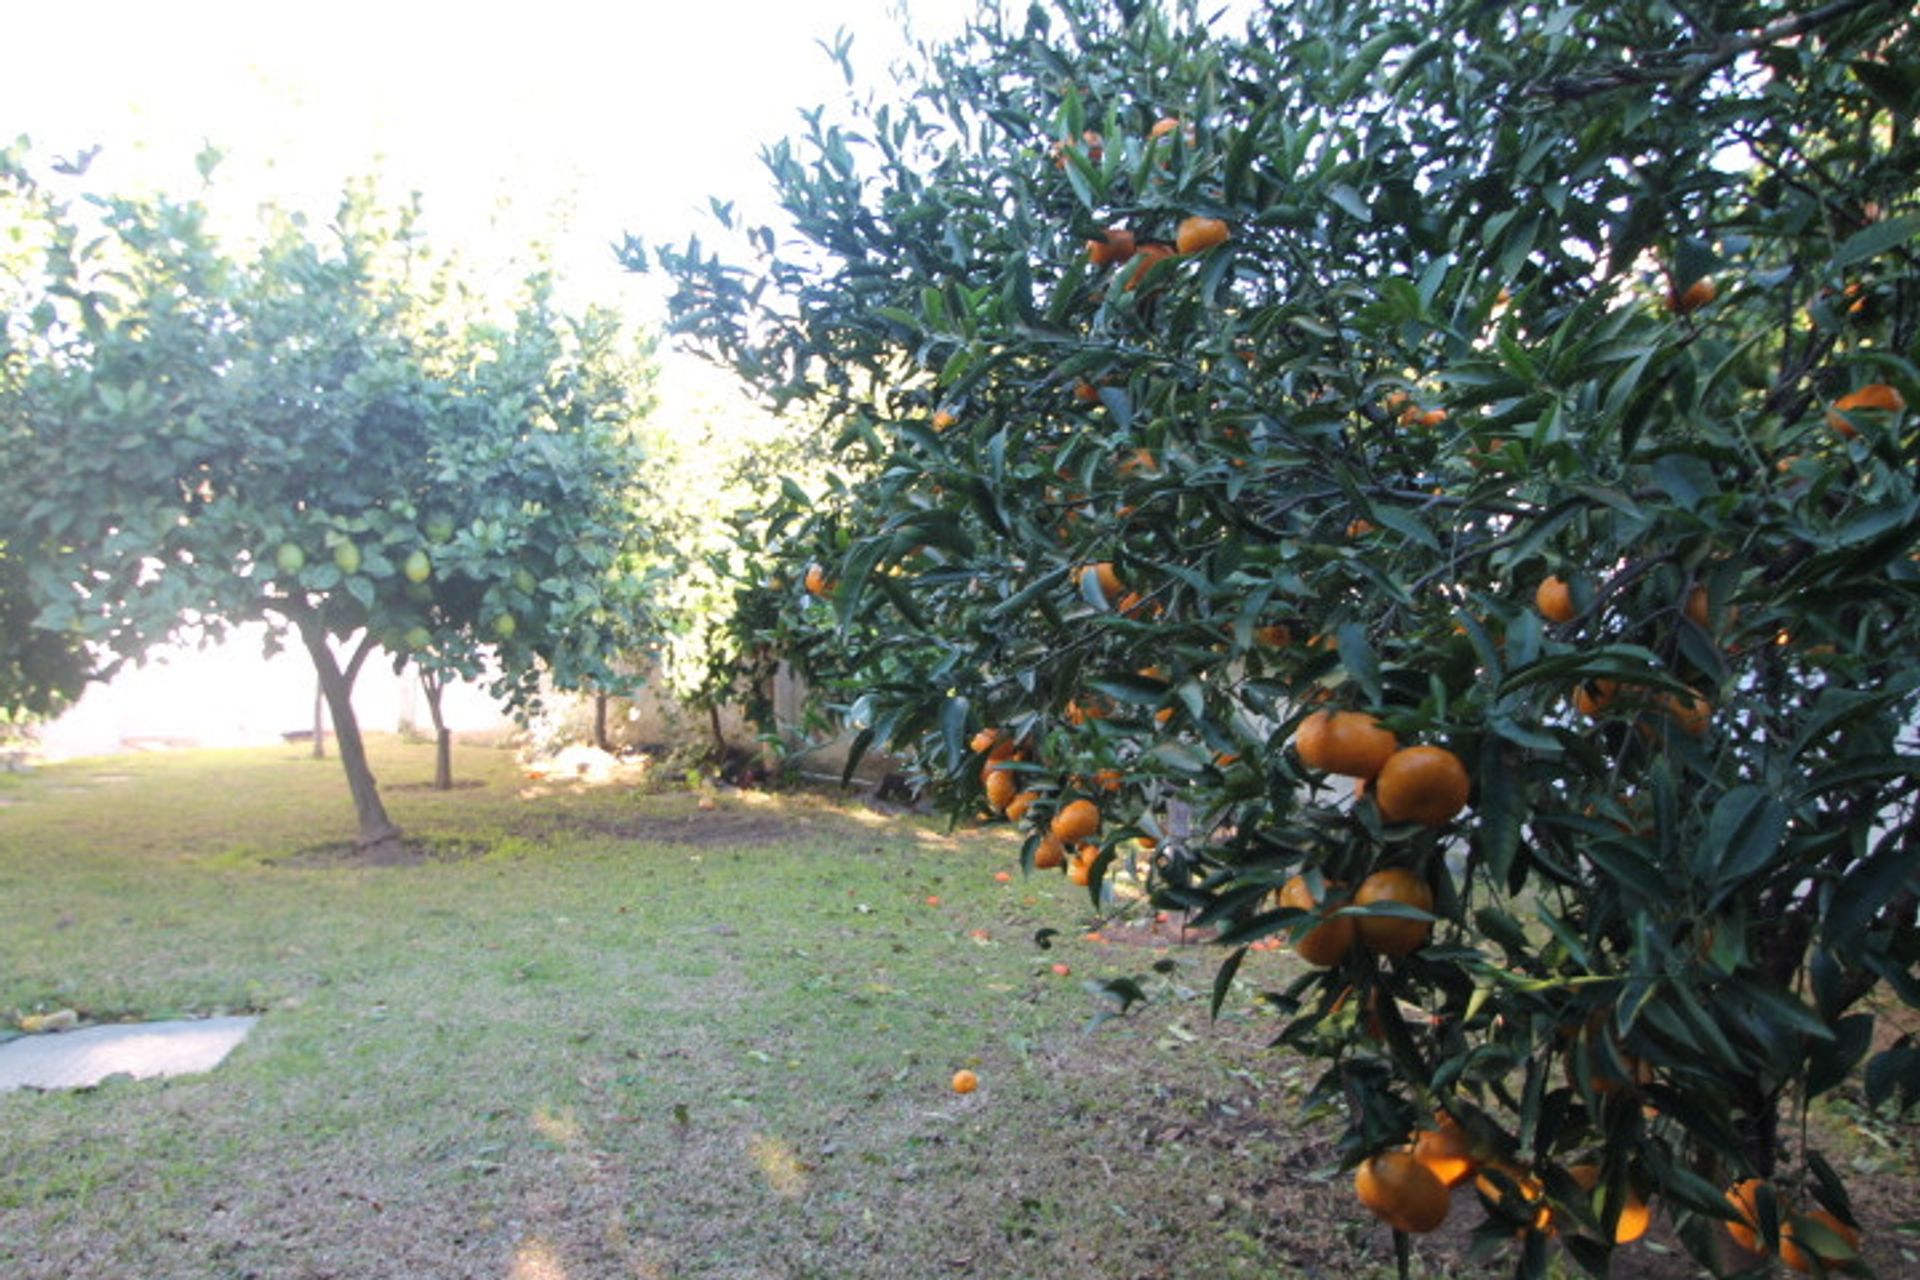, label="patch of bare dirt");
[266,835,492,869]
